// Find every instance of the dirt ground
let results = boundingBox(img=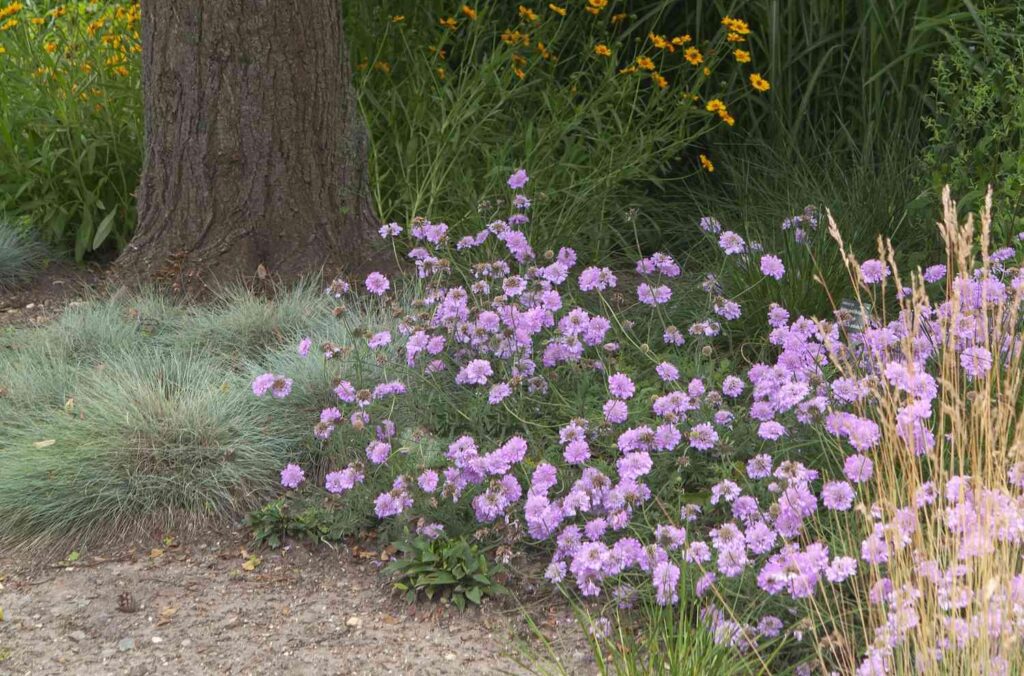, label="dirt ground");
[0,260,106,330]
[0,533,592,675]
